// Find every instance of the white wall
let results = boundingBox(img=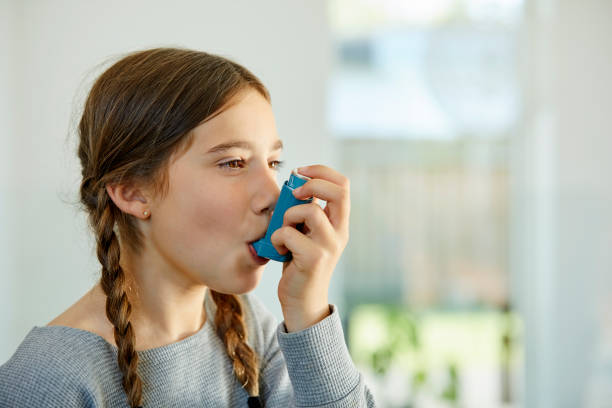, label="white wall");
[0,0,19,360]
[0,0,334,364]
[514,0,612,406]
